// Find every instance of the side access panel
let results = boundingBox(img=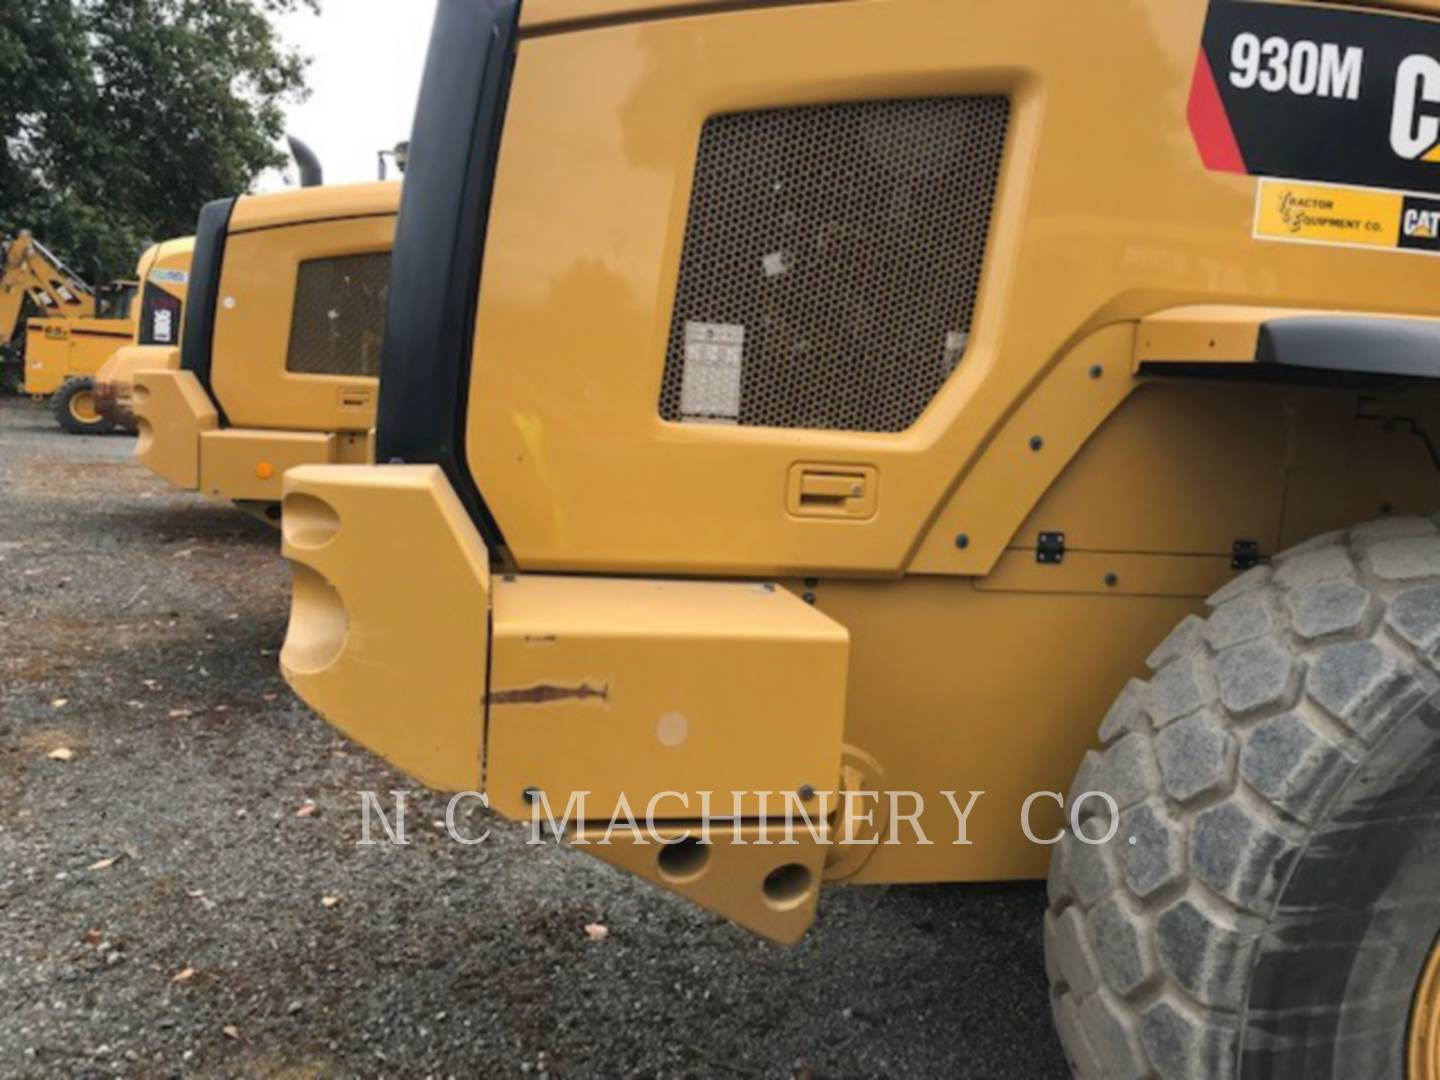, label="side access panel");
[209,215,391,433]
